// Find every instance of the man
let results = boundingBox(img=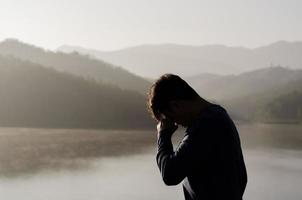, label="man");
[147,74,247,200]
